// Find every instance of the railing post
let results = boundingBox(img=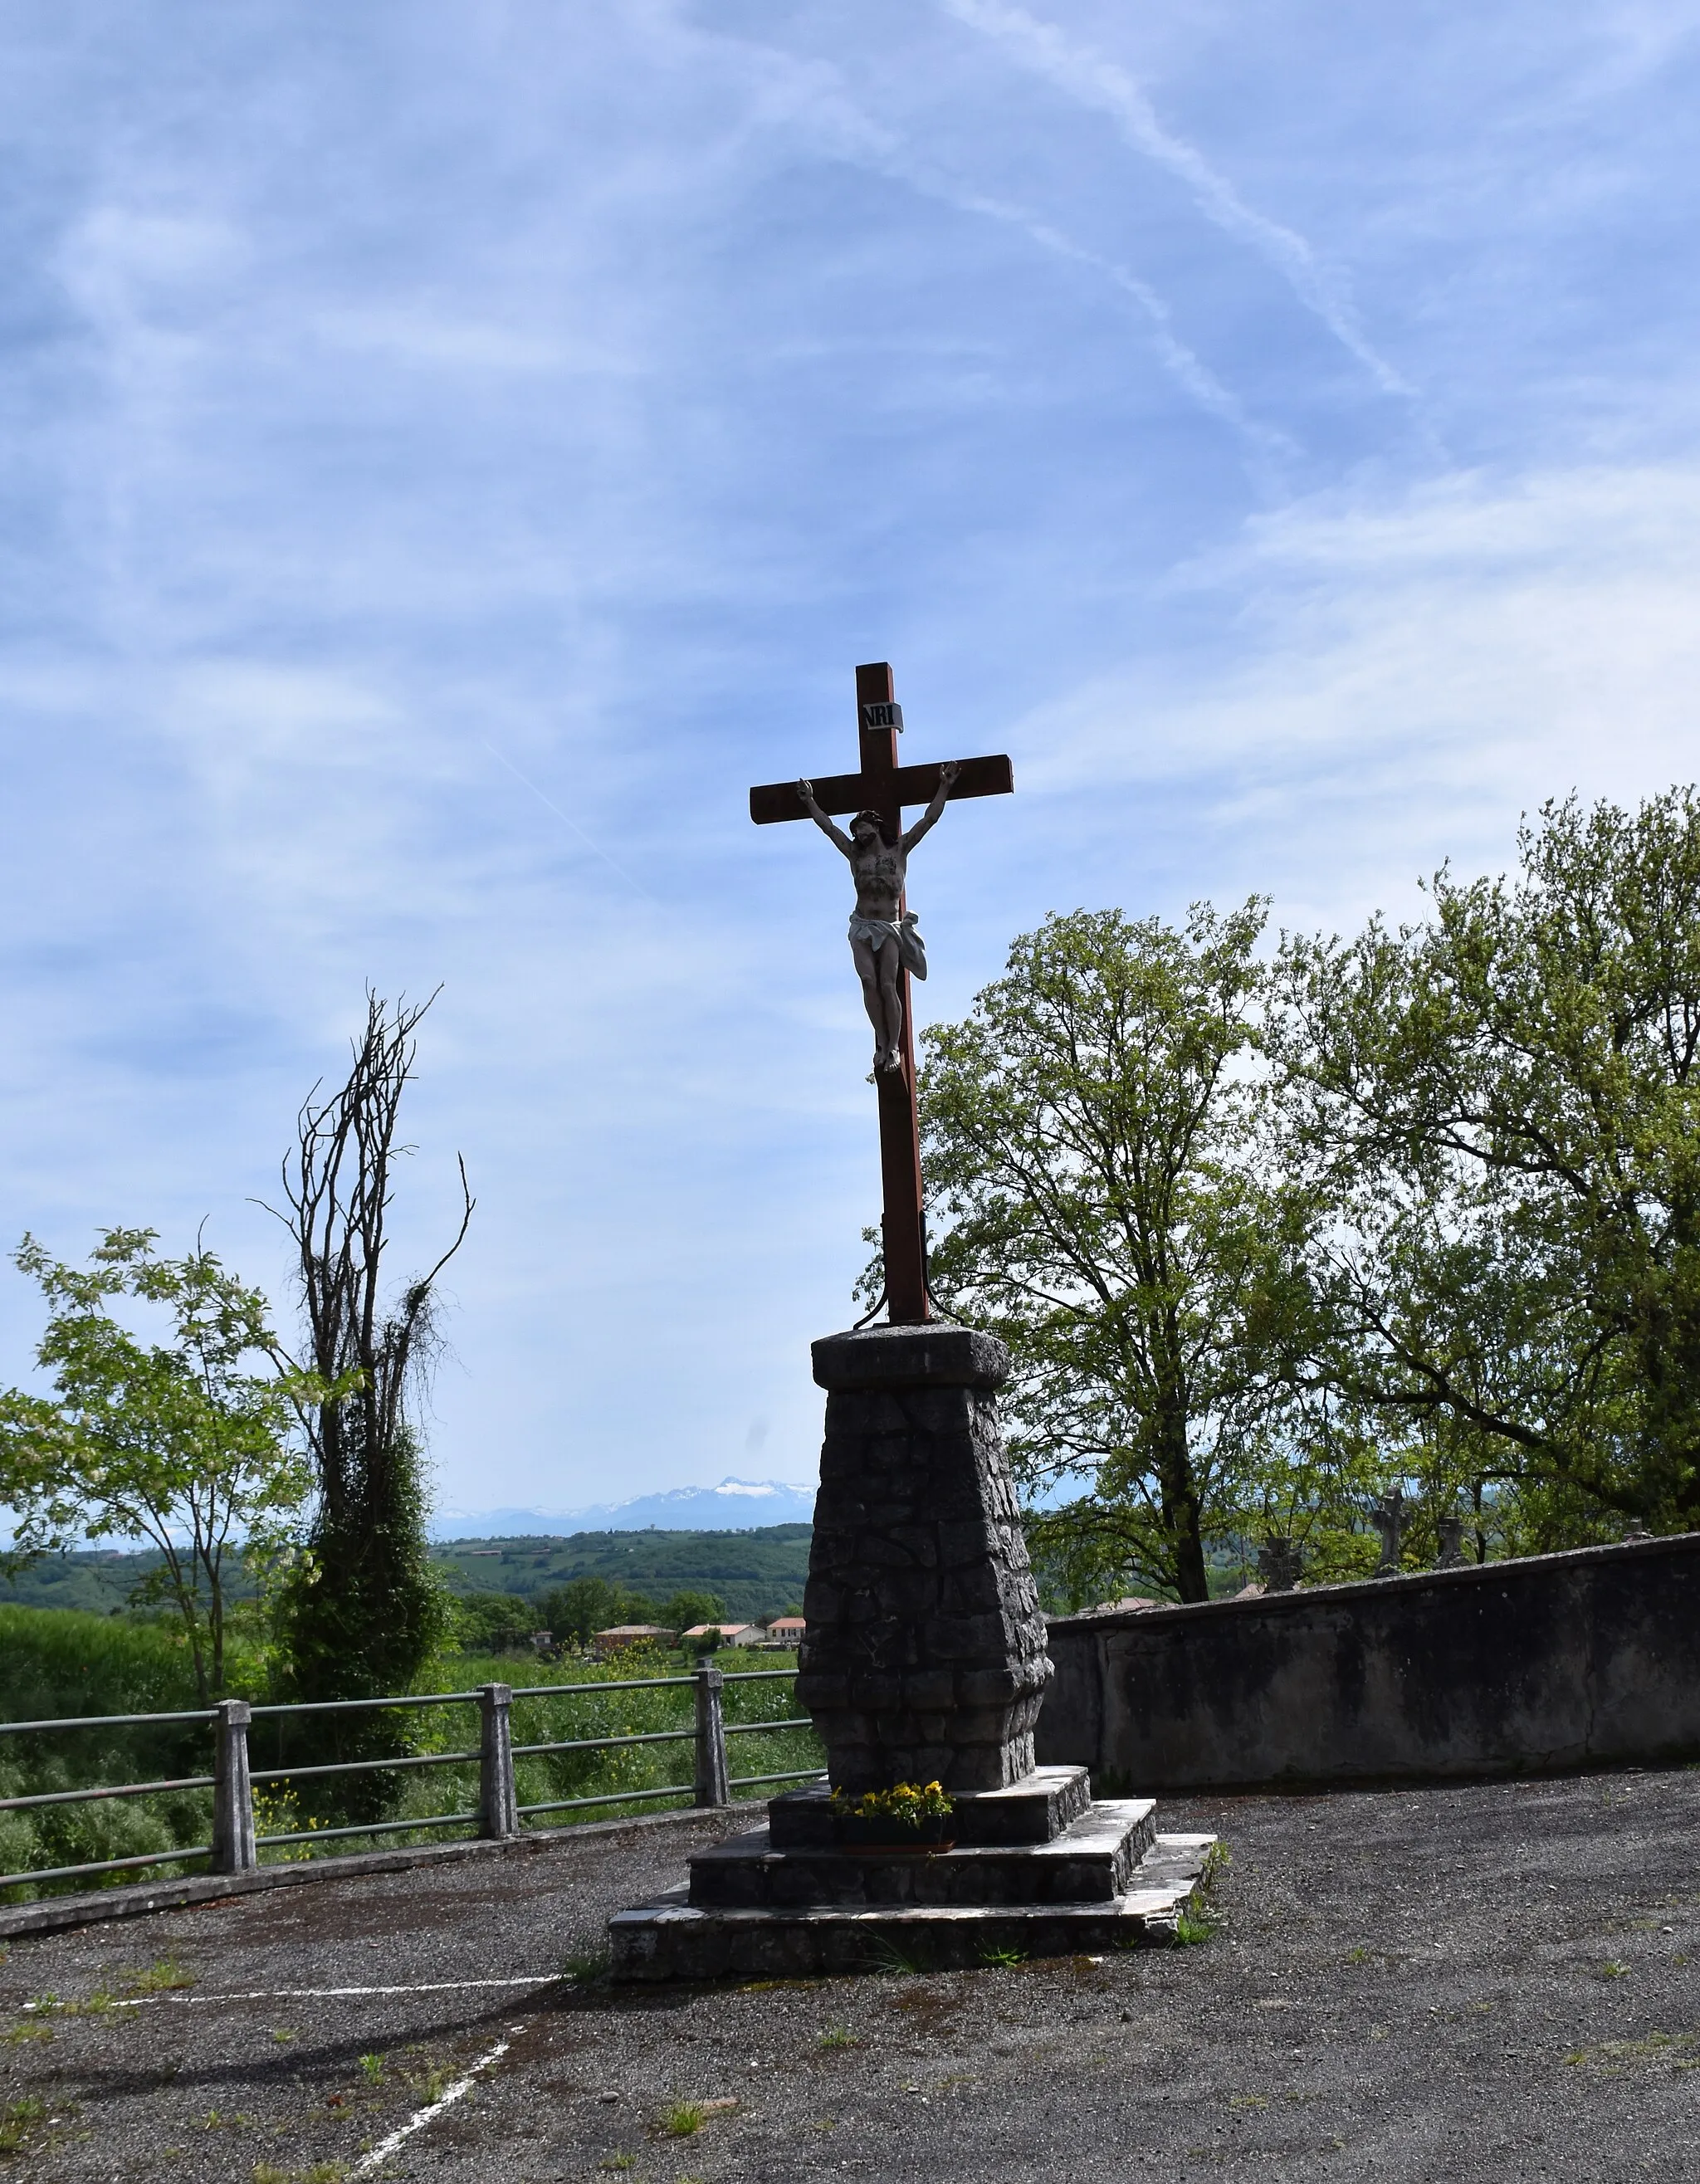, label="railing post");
[479,1683,519,1840]
[694,1662,730,1807]
[212,1699,258,1875]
